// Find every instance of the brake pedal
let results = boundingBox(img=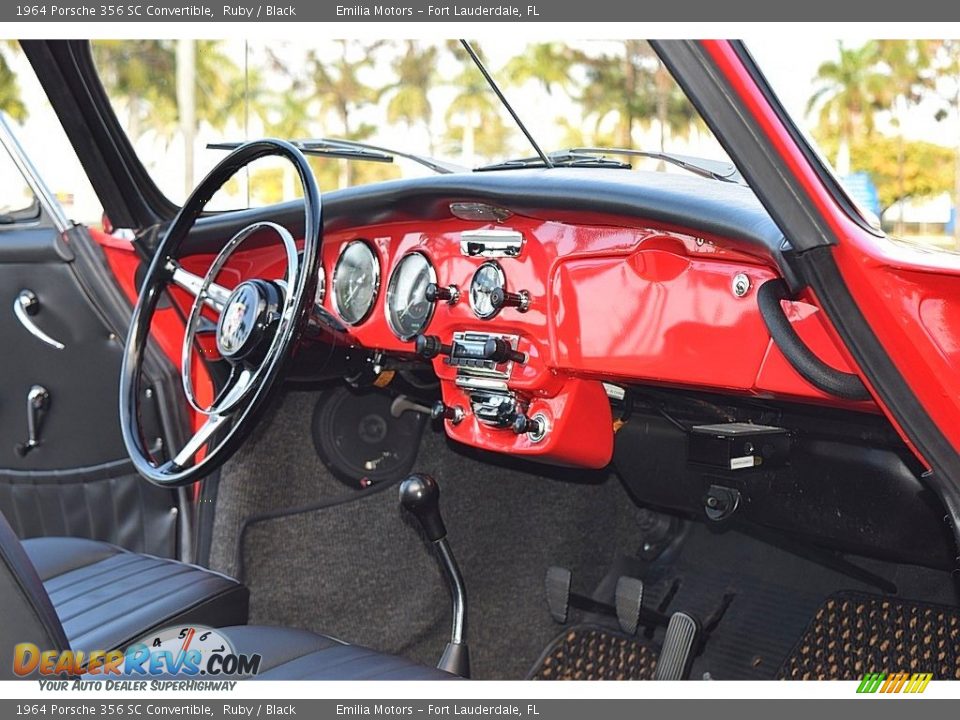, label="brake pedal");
[653,612,700,680]
[545,566,572,624]
[615,576,644,635]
